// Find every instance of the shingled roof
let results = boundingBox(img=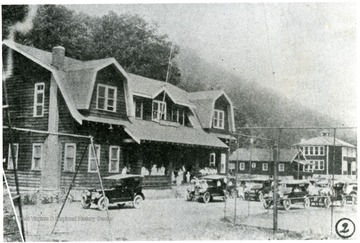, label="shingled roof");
[229,148,302,163]
[295,136,356,148]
